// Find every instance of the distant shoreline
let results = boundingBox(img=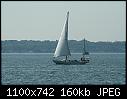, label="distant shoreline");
[2,40,125,53]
